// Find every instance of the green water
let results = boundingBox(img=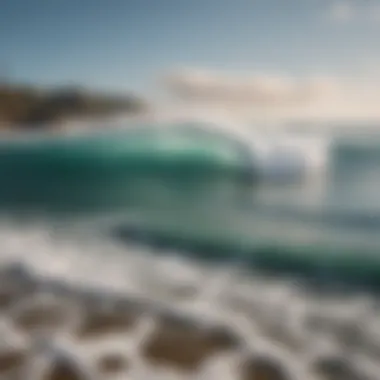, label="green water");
[0,125,380,290]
